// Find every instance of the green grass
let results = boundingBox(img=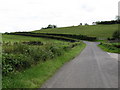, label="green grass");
[33,24,119,39]
[3,42,86,88]
[98,42,120,54]
[2,34,68,44]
